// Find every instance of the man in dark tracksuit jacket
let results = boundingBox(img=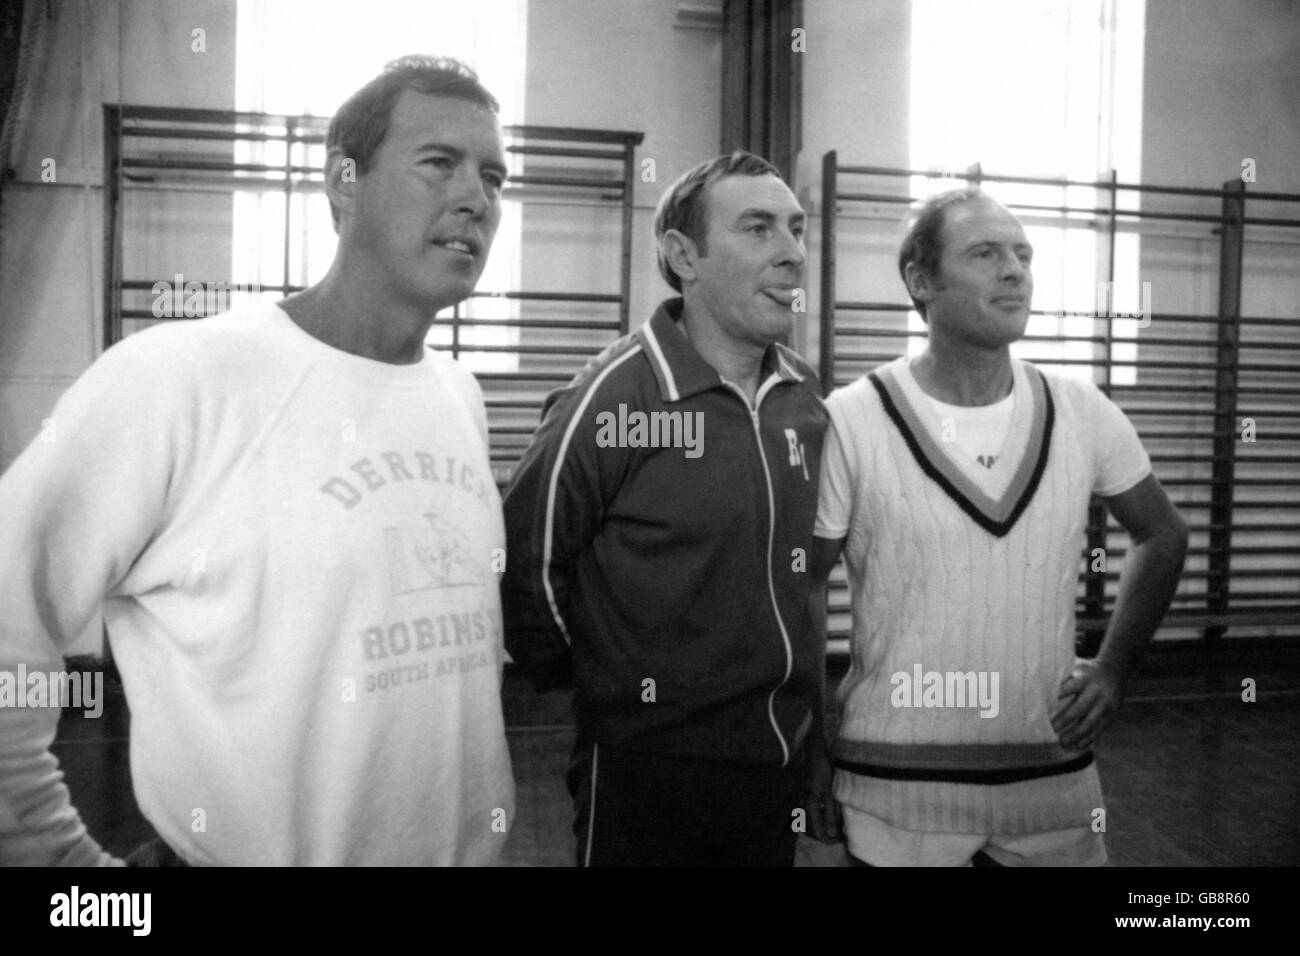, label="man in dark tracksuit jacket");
[502,152,829,866]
